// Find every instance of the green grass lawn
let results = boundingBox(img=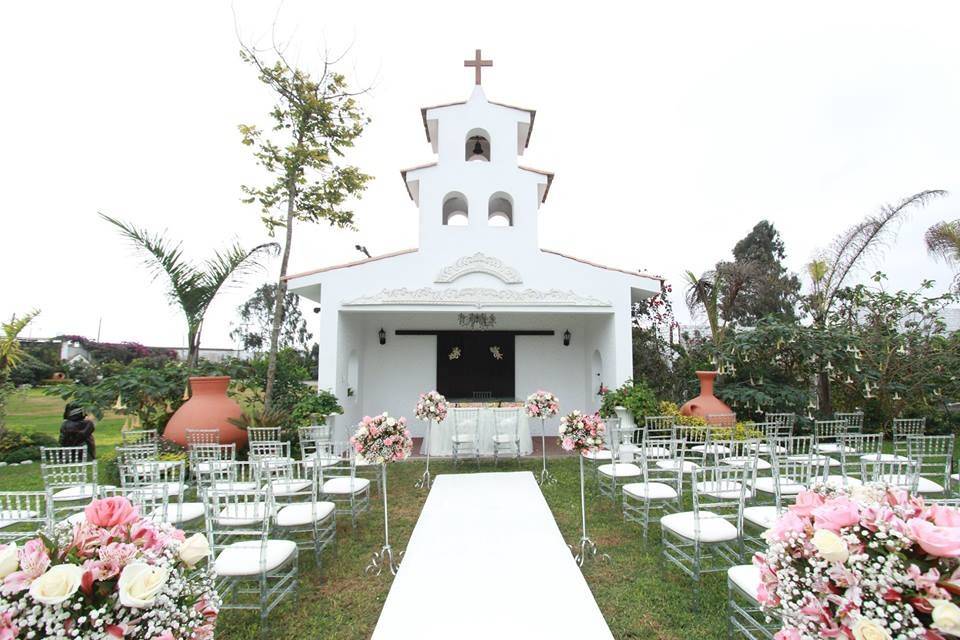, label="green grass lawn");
[2,390,731,640]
